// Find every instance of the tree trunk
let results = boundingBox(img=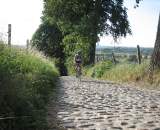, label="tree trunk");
[149,14,160,80]
[88,0,101,65]
[88,39,96,64]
